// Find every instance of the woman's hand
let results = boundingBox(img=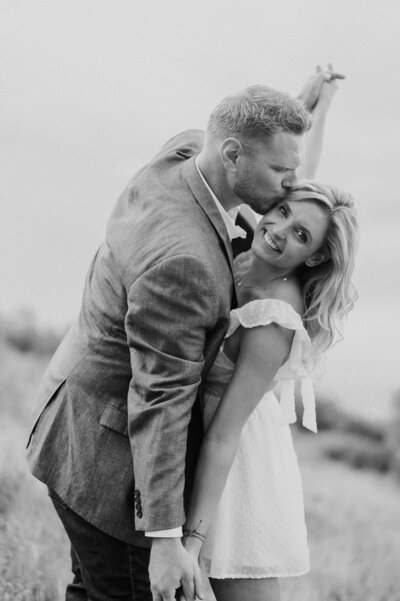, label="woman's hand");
[149,538,204,601]
[298,63,344,112]
[299,63,344,178]
[177,537,204,600]
[181,533,204,560]
[314,63,340,110]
